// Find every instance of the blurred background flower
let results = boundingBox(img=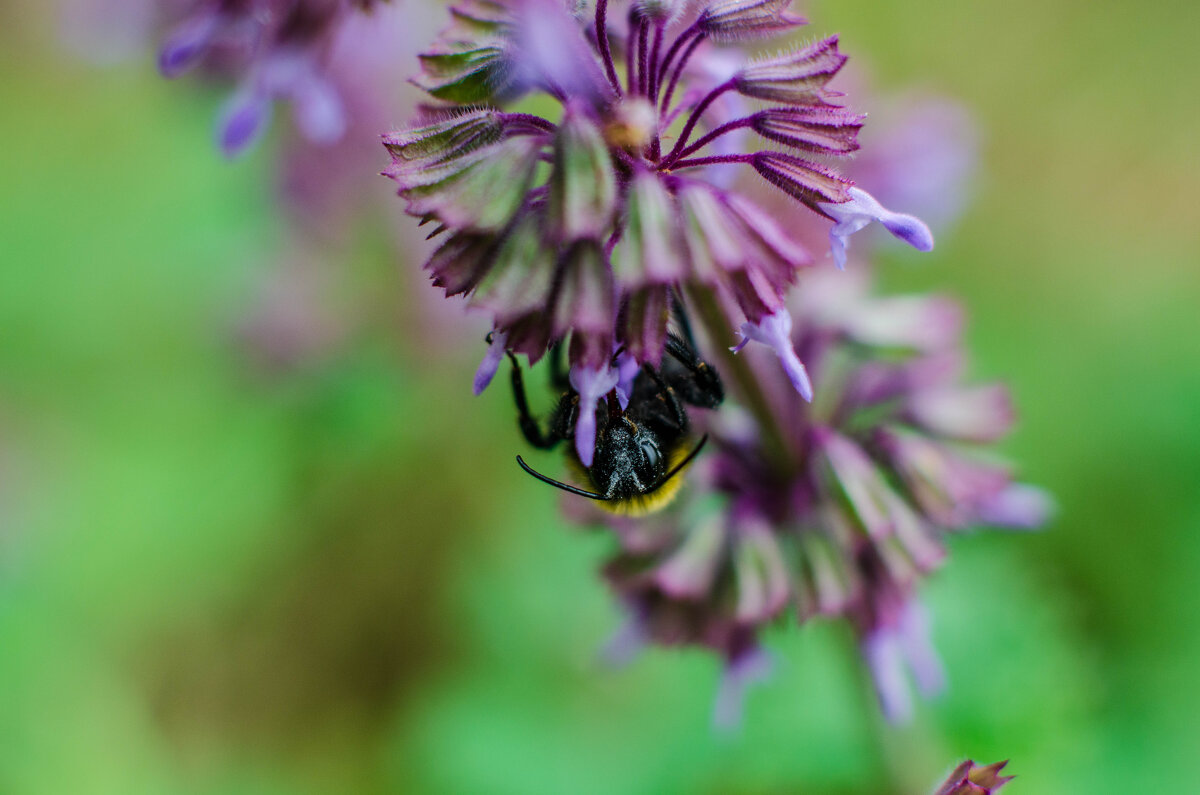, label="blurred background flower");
[1,1,1198,794]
